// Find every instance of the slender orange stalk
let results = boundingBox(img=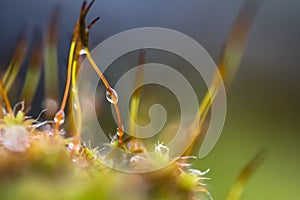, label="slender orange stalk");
[71,57,82,135]
[55,0,98,131]
[84,47,124,143]
[56,0,123,142]
[55,20,80,129]
[59,41,76,113]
